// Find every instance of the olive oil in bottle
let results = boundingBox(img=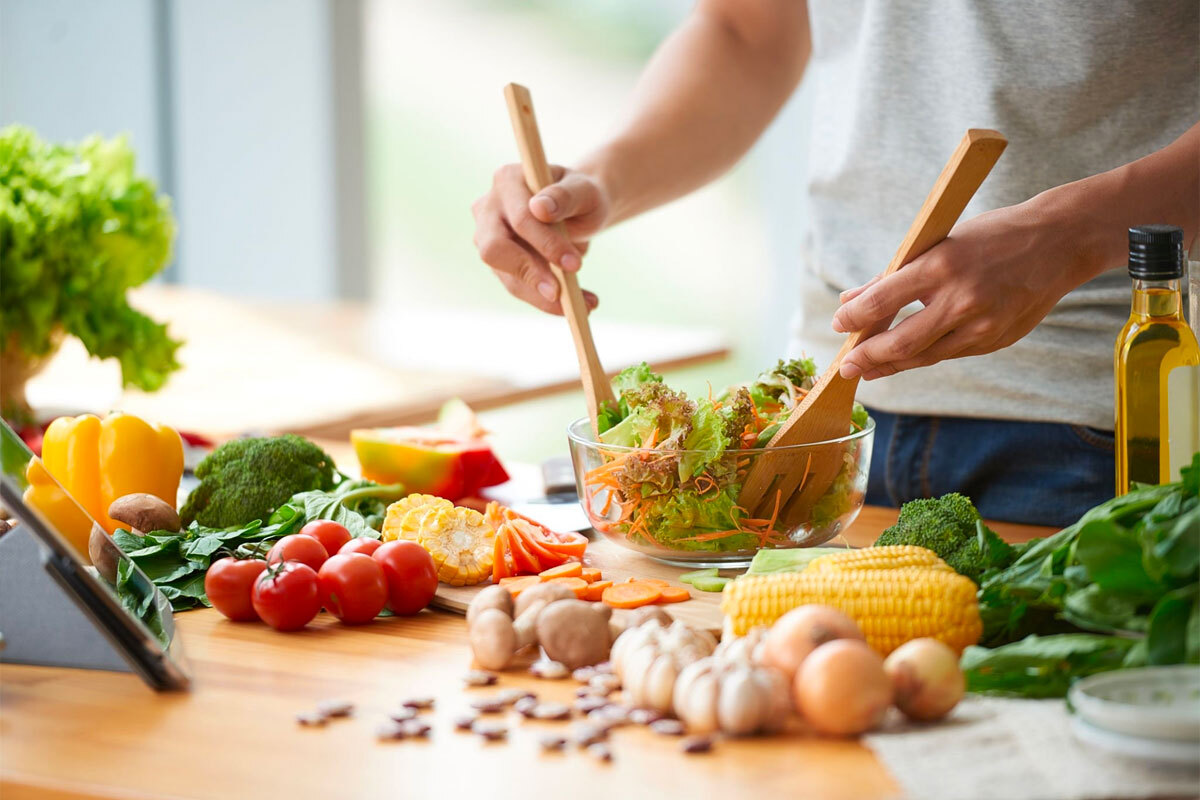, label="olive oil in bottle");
[1114,225,1200,494]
